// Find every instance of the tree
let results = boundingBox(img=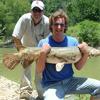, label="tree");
[0,0,30,40]
[44,0,100,25]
